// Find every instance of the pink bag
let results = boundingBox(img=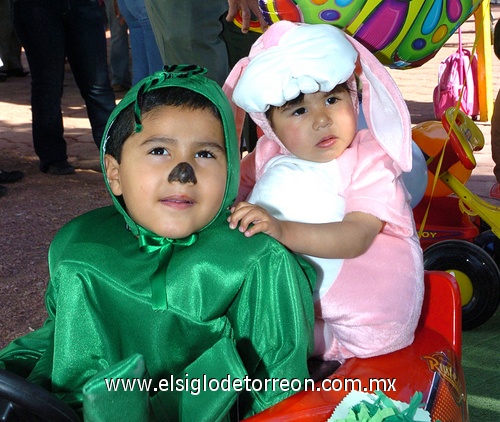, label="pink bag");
[433,29,479,120]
